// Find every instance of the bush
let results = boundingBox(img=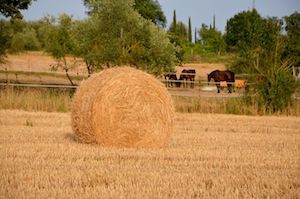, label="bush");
[10,28,40,52]
[255,63,297,113]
